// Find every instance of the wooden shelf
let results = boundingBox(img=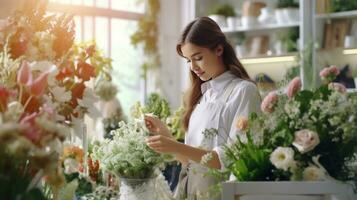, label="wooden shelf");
[315,10,357,19]
[222,22,300,33]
